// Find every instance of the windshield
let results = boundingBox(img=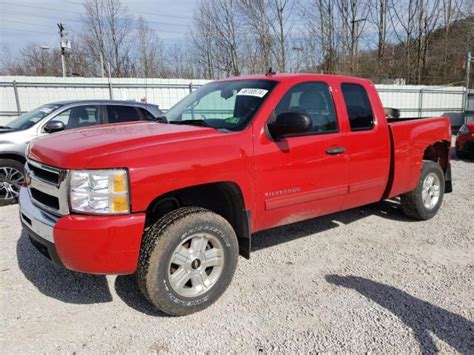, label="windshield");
[6,104,63,130]
[165,79,277,131]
